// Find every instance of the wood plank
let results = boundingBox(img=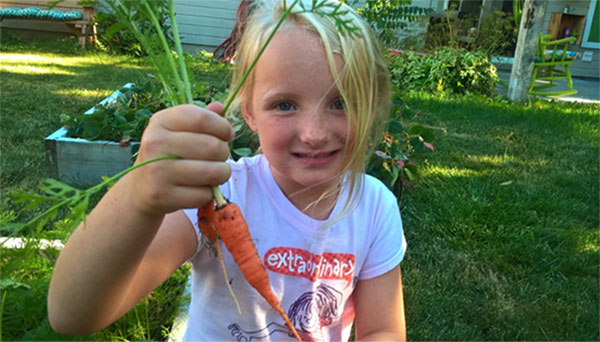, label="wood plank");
[176,0,239,11]
[0,19,73,33]
[181,34,226,47]
[176,15,235,29]
[174,5,235,20]
[179,23,232,37]
[1,0,87,11]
